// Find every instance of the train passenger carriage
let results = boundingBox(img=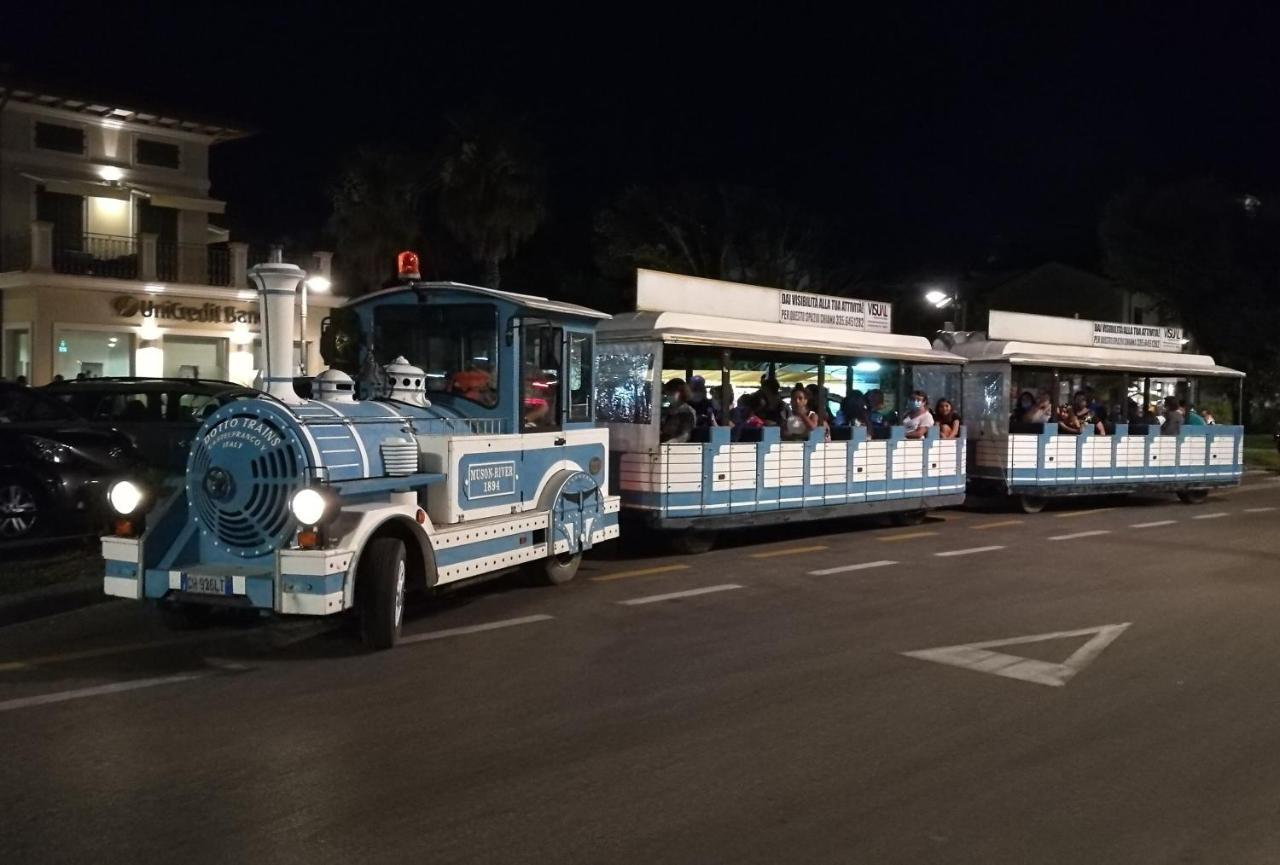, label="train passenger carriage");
[941,310,1244,512]
[597,270,968,550]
